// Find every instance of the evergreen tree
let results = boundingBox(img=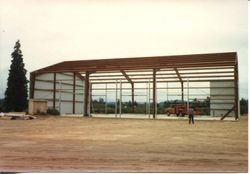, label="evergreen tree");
[4,40,28,112]
[240,98,248,115]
